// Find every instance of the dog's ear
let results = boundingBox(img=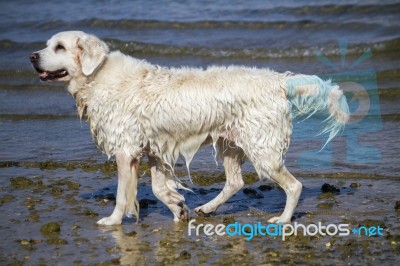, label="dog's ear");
[78,34,109,76]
